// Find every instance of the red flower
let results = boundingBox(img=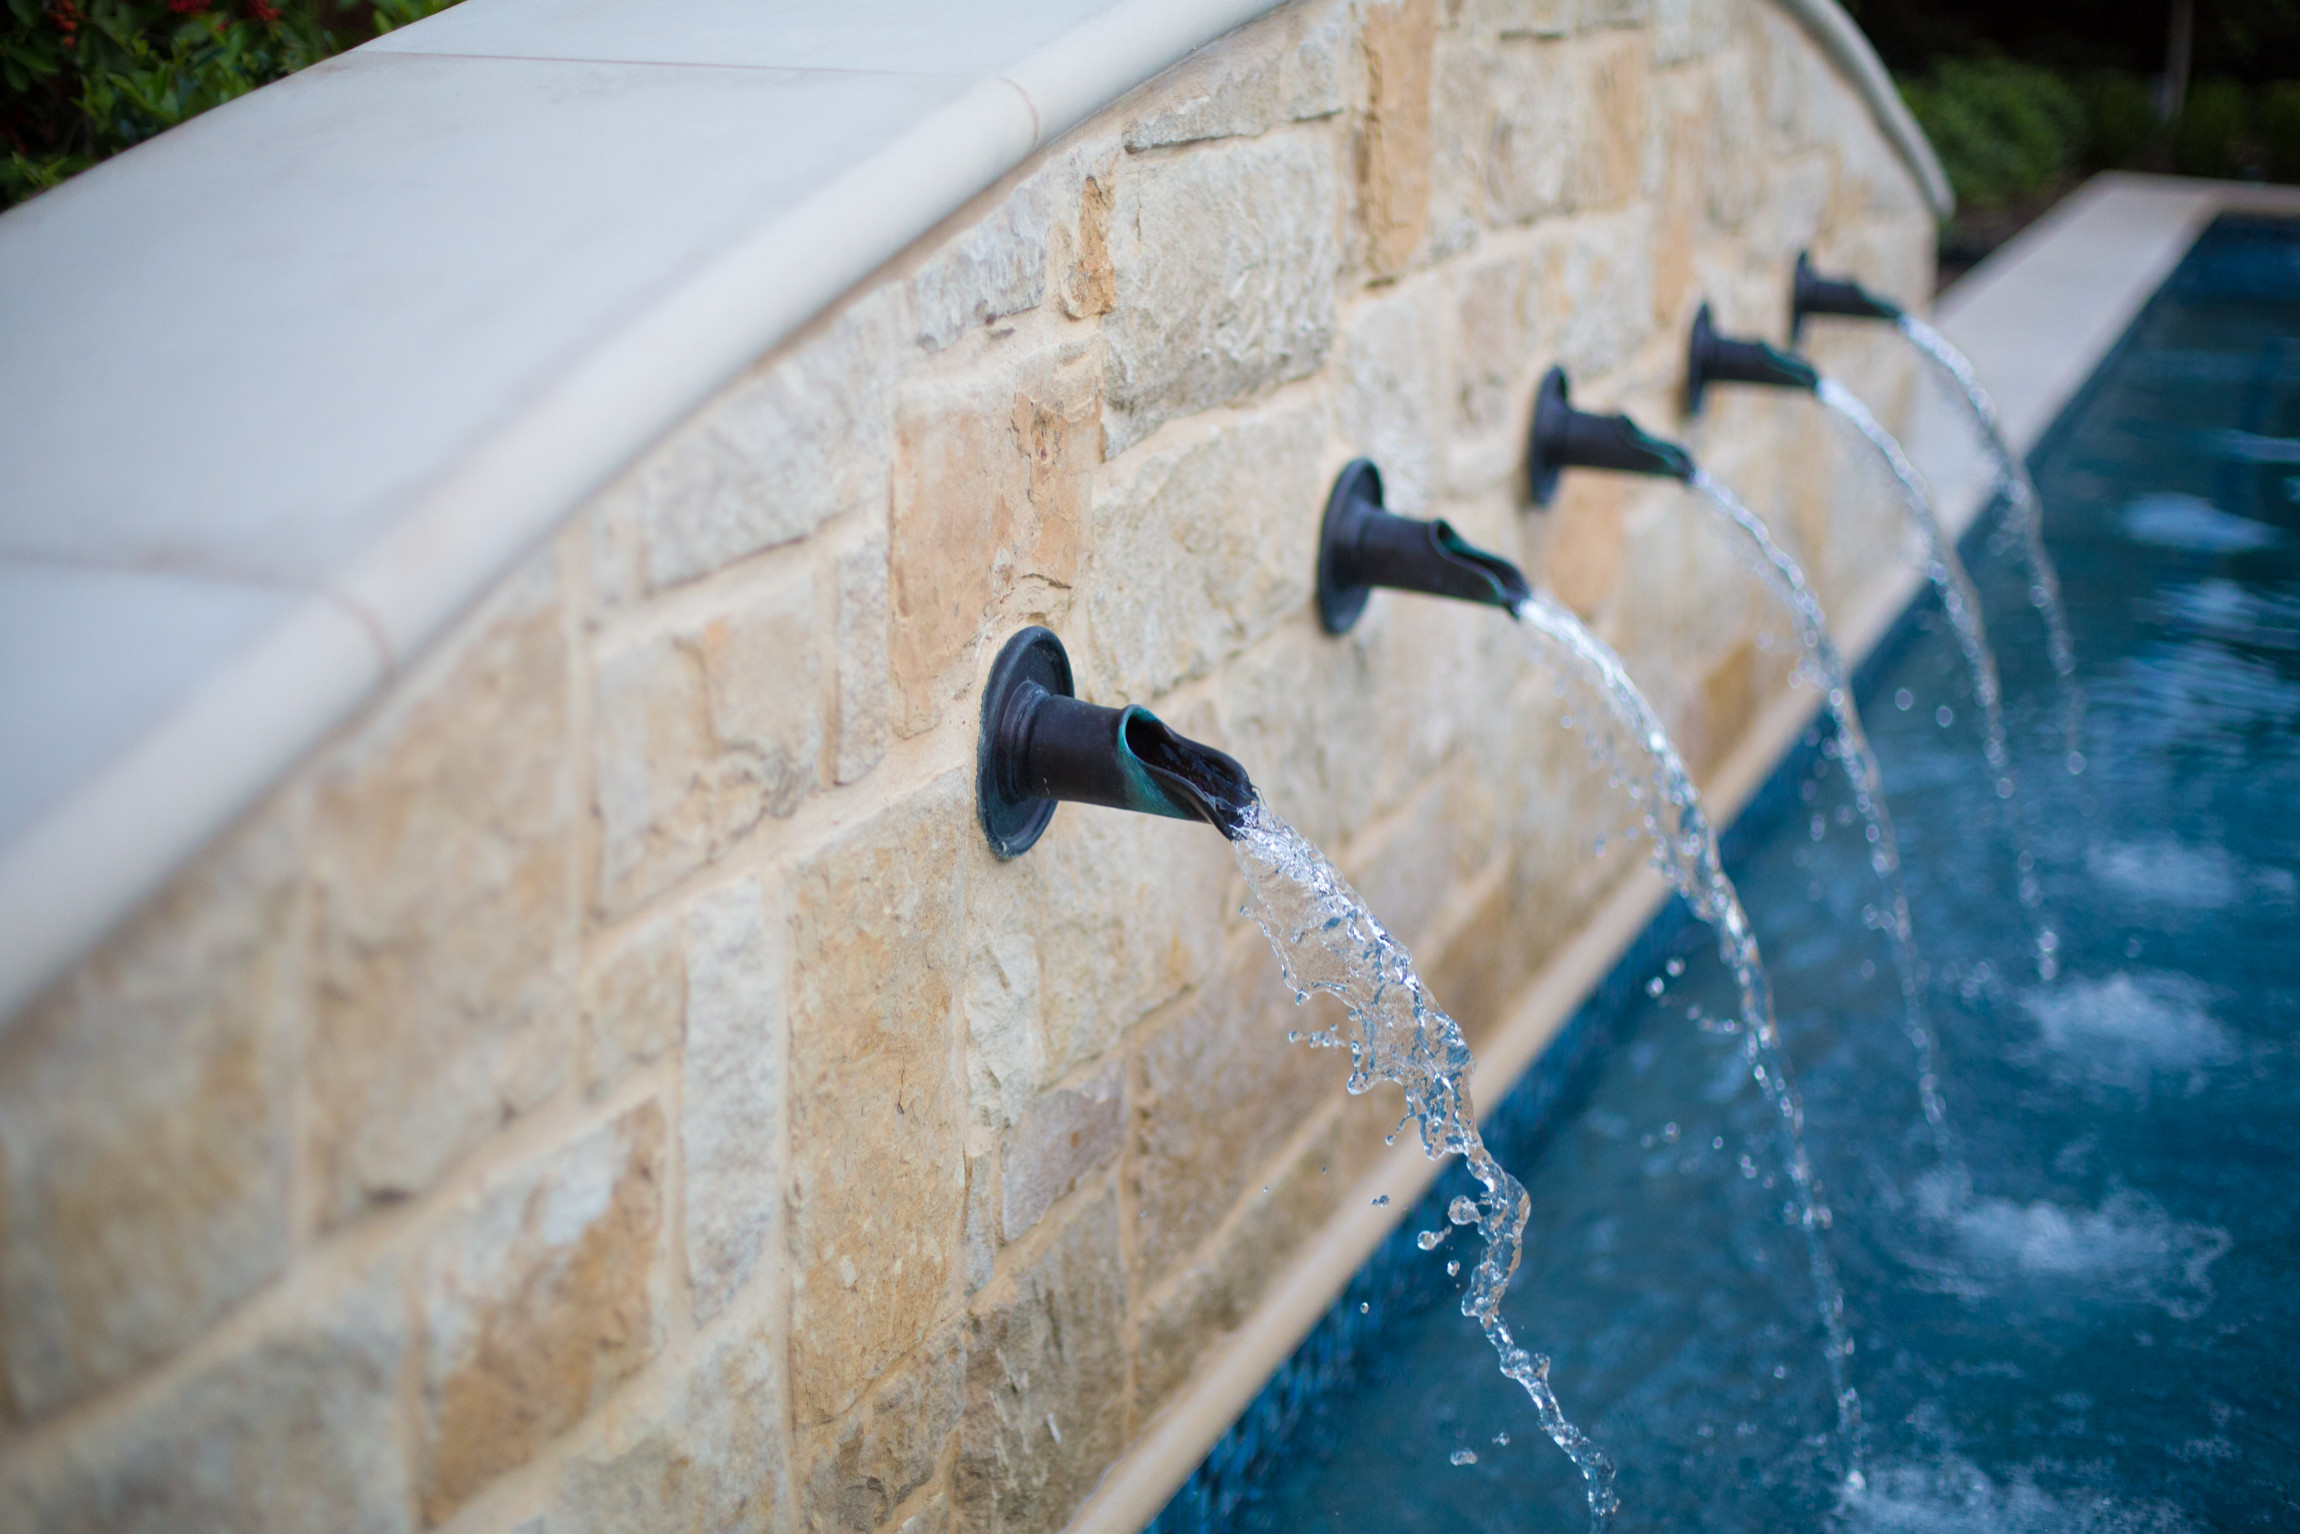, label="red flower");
[249,0,279,19]
[48,0,80,38]
[166,0,207,13]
